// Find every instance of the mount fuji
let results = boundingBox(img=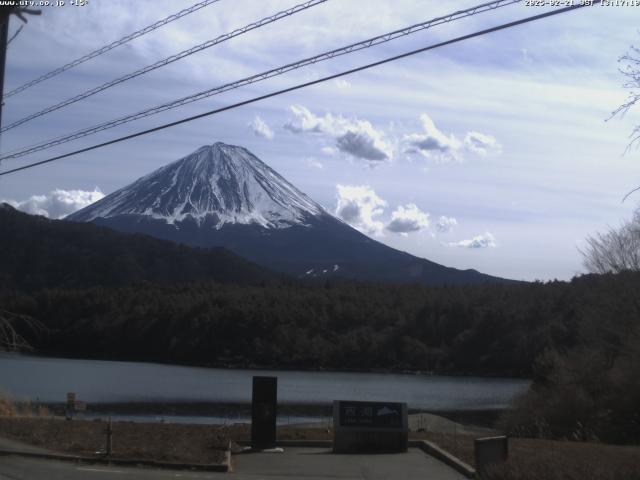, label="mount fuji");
[68,142,510,285]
